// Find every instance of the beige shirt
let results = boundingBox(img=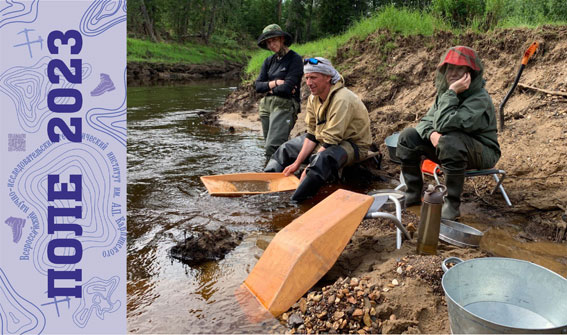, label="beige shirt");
[305,77,372,165]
